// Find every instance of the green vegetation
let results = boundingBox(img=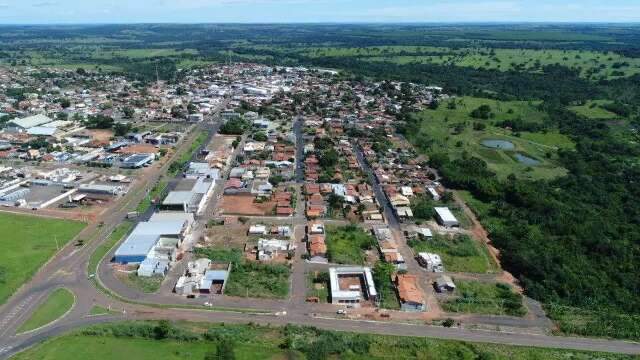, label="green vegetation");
[195,247,290,299]
[546,304,640,341]
[408,234,496,273]
[224,262,290,299]
[168,131,208,176]
[401,97,568,180]
[569,100,620,119]
[325,224,375,265]
[88,305,118,316]
[12,321,632,360]
[372,262,400,310]
[441,280,527,317]
[17,288,75,333]
[219,118,250,135]
[0,213,85,305]
[136,180,168,213]
[306,271,329,302]
[88,222,134,275]
[122,274,163,294]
